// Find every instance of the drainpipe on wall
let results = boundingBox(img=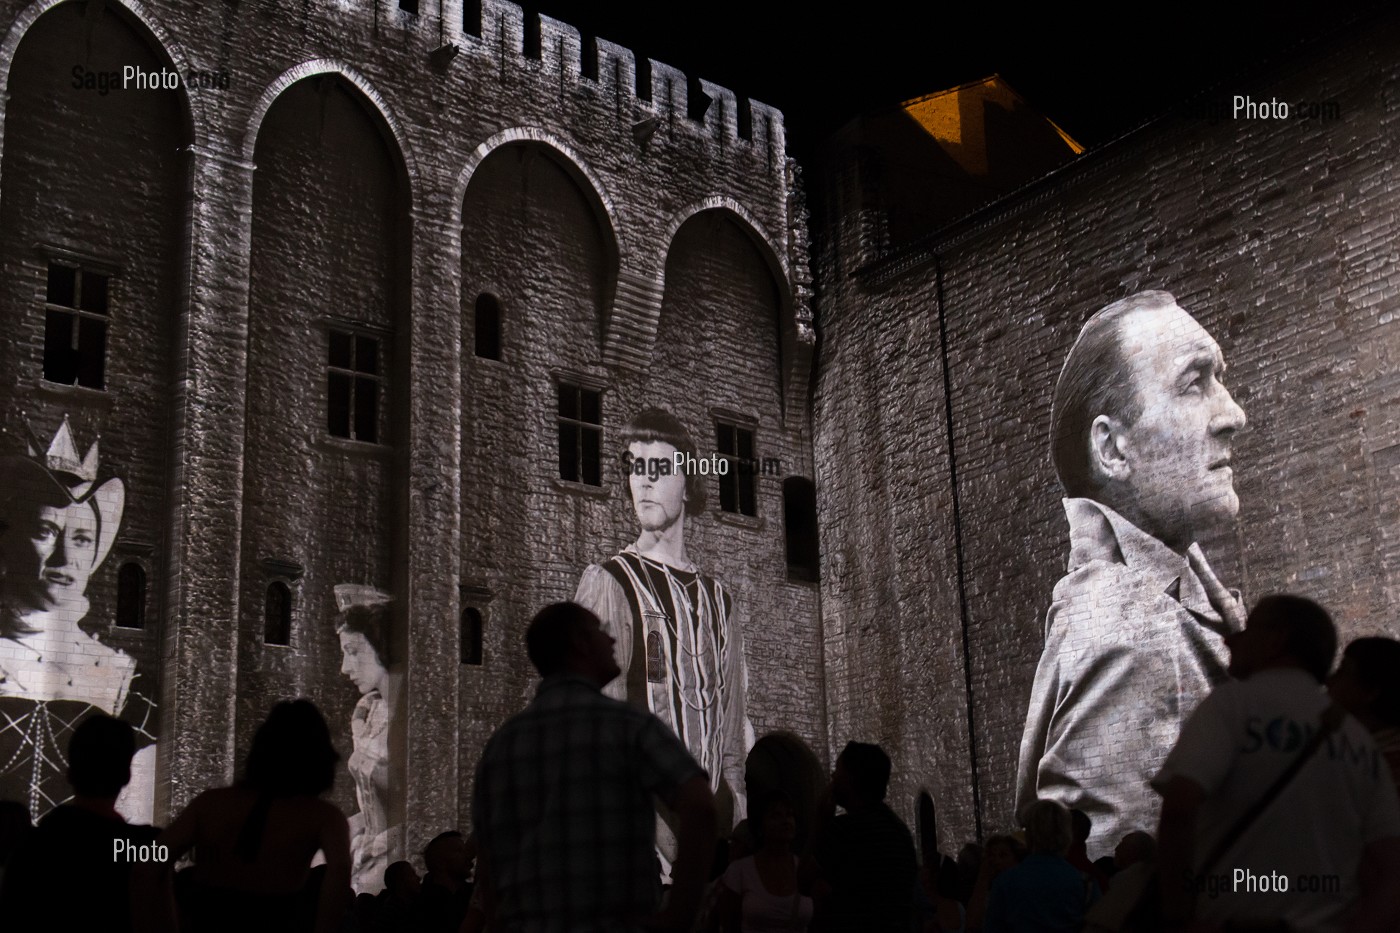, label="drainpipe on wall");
[931,251,983,842]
